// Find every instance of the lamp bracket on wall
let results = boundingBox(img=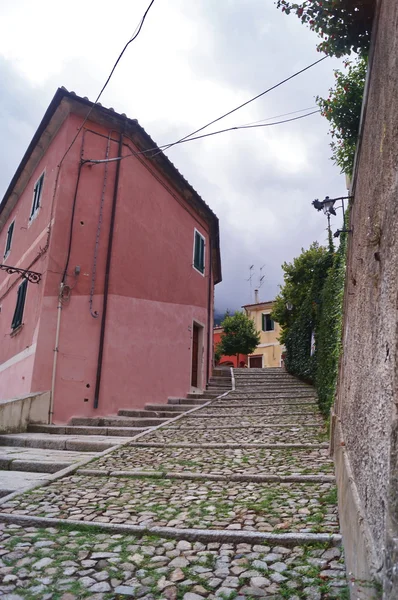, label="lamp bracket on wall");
[0,264,42,284]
